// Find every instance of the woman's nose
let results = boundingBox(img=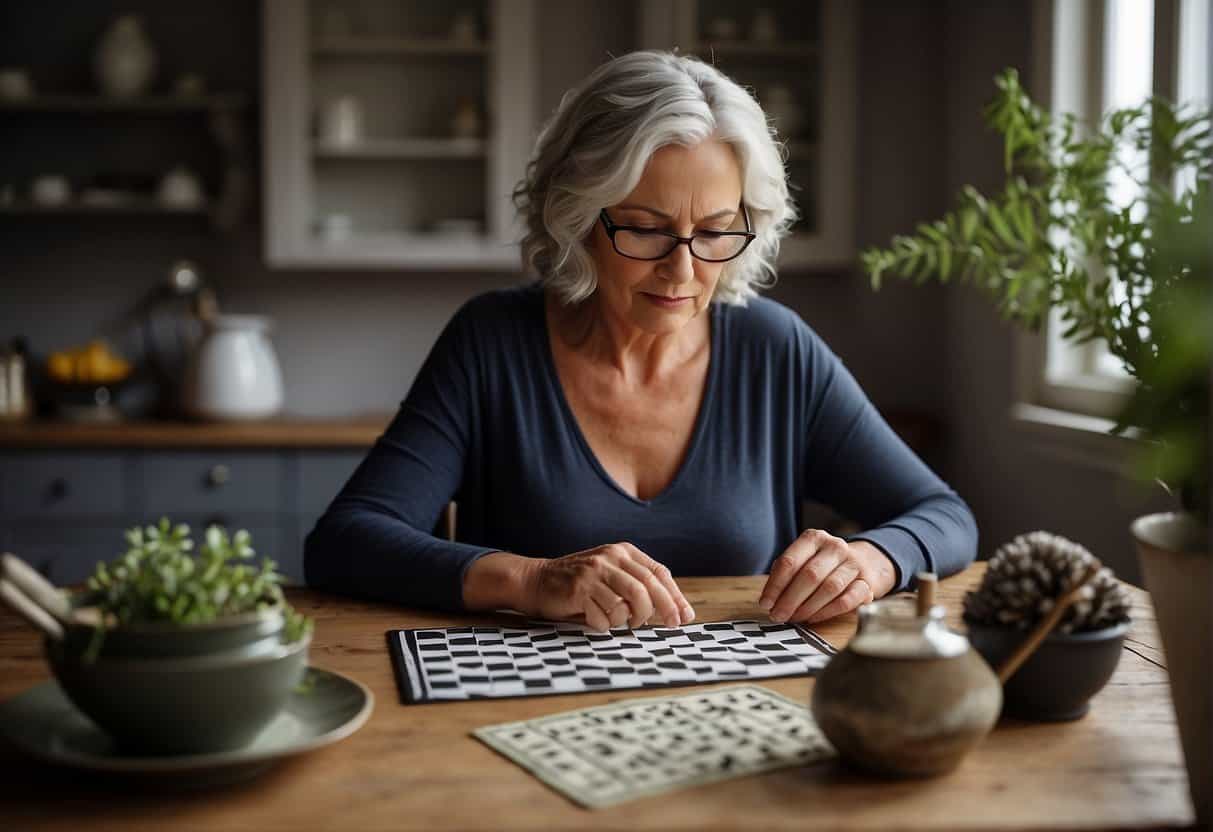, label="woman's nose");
[658,240,696,284]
